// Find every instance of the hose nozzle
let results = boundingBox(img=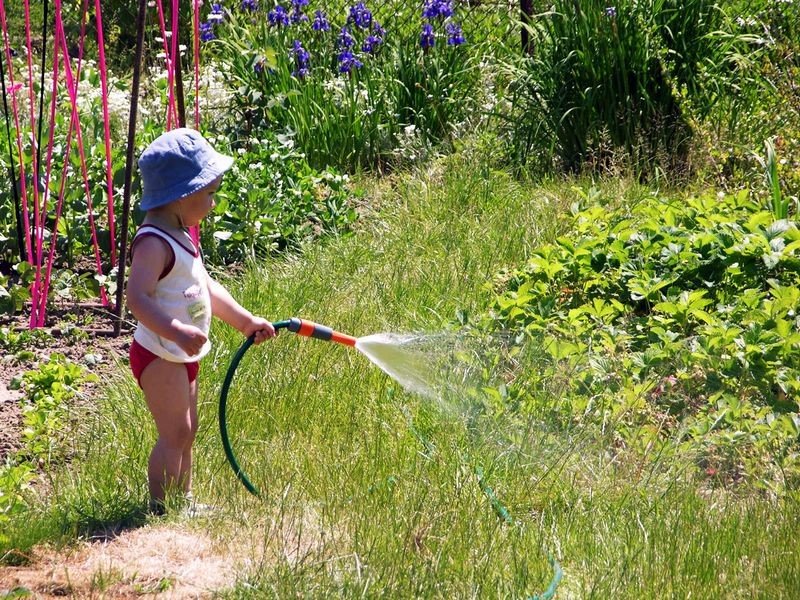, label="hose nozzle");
[285,317,357,346]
